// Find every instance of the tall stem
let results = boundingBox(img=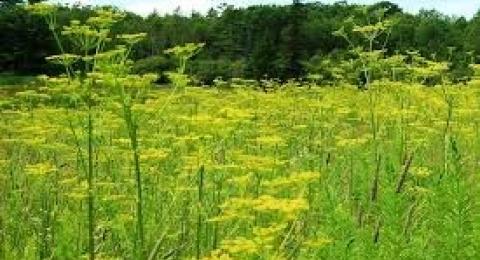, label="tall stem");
[197,166,205,259]
[47,18,72,78]
[0,183,4,260]
[121,93,144,258]
[131,122,144,258]
[87,79,95,260]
